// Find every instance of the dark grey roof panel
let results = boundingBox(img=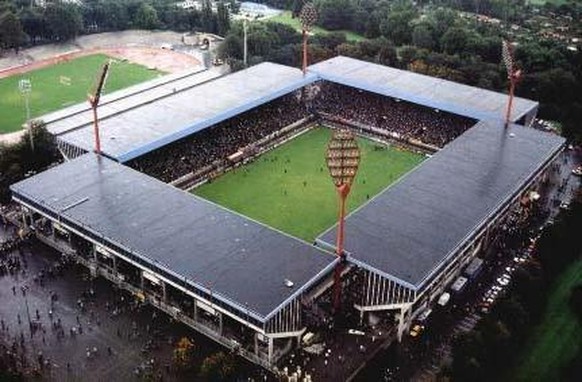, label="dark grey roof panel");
[318,121,564,287]
[11,155,336,319]
[309,56,538,123]
[49,63,317,162]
